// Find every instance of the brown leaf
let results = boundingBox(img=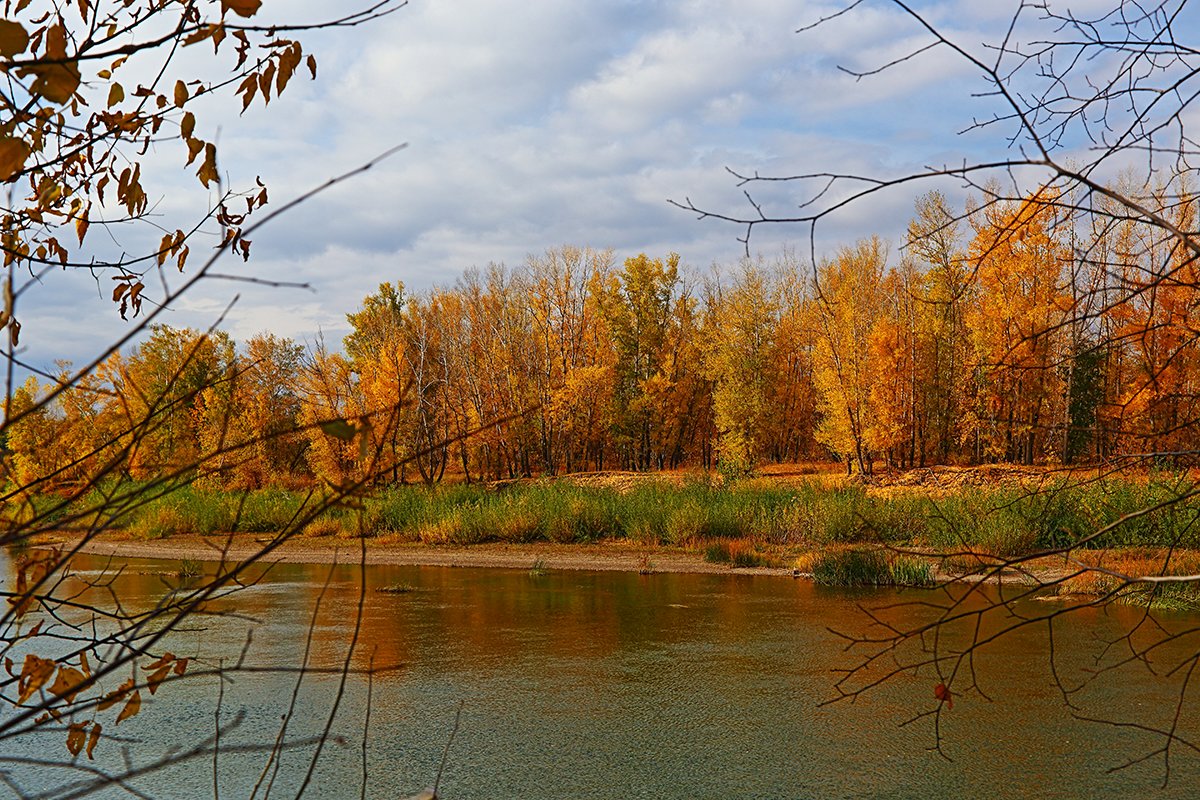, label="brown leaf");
[0,137,30,182]
[222,0,261,17]
[97,677,134,711]
[0,20,29,58]
[306,54,317,79]
[146,664,170,695]
[17,654,57,704]
[20,61,81,104]
[66,722,87,756]
[173,80,188,107]
[144,652,175,671]
[173,658,188,676]
[86,722,101,759]
[107,82,124,108]
[933,682,953,710]
[115,690,141,724]
[180,111,195,140]
[49,666,86,703]
[75,211,88,245]
[197,142,218,187]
